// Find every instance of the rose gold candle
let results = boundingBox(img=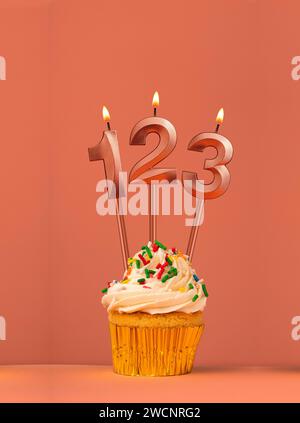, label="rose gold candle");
[183,108,233,259]
[129,92,177,241]
[88,106,129,269]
